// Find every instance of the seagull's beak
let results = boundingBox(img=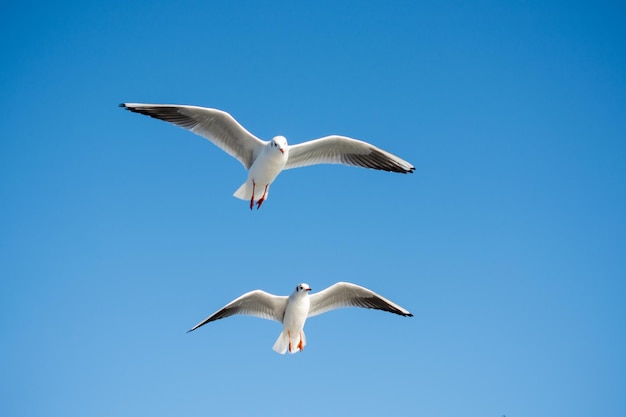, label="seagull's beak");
[279,147,284,154]
[306,288,311,292]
